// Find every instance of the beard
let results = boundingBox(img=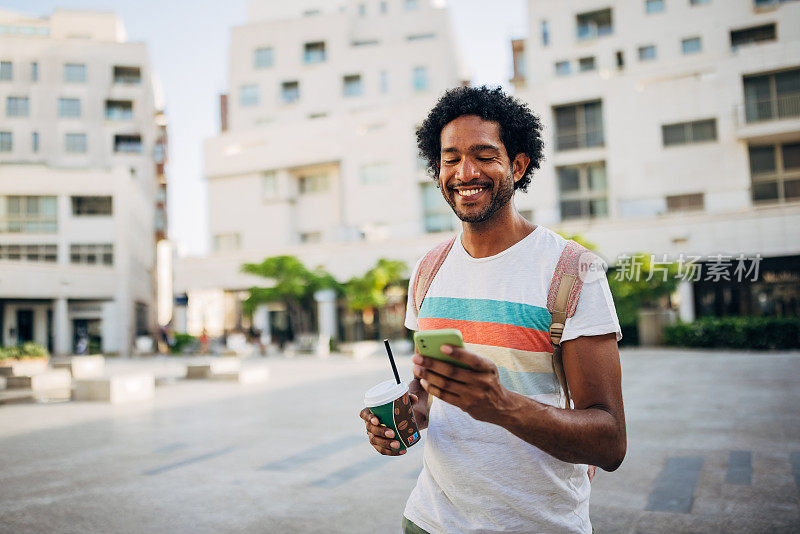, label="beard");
[443,170,515,224]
